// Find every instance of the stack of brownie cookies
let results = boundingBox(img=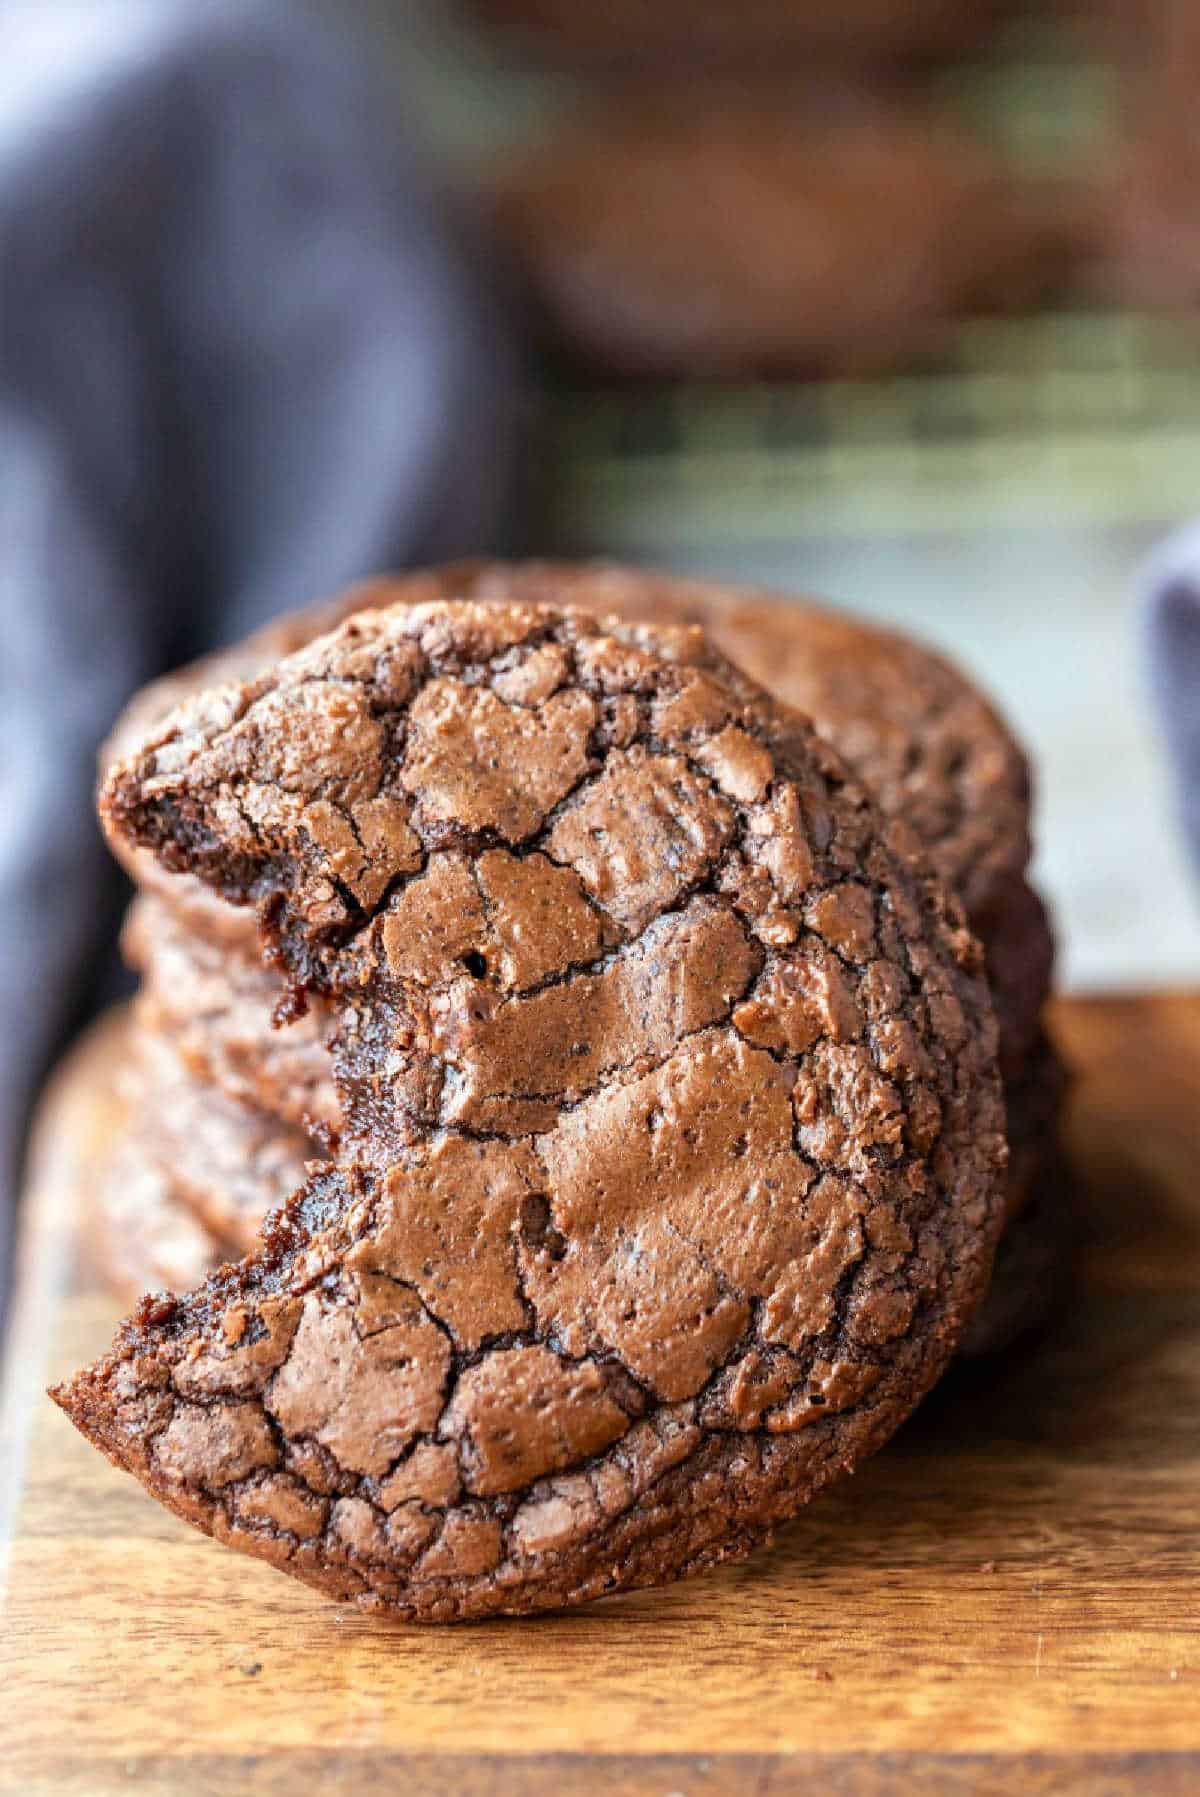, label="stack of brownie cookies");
[94,562,1062,1340]
[56,568,1059,1619]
